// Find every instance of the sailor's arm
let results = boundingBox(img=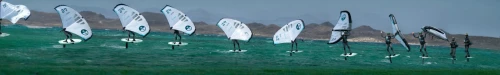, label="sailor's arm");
[380,31,386,38]
[412,32,418,38]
